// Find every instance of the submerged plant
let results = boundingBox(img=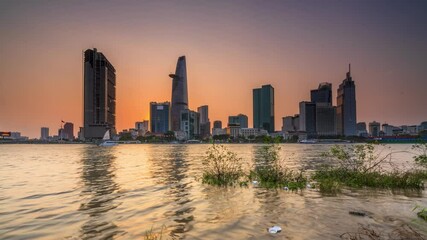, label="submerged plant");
[413,205,427,221]
[412,143,427,169]
[249,144,307,189]
[144,226,166,240]
[327,144,394,173]
[201,144,244,186]
[314,144,427,192]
